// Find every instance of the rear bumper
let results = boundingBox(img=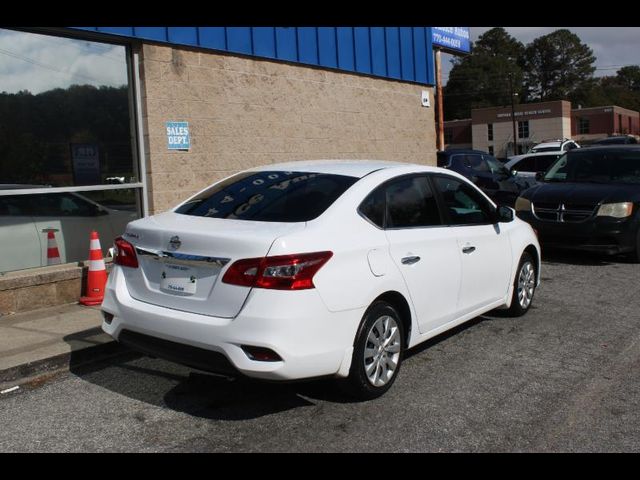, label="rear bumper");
[517,212,638,255]
[101,266,363,381]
